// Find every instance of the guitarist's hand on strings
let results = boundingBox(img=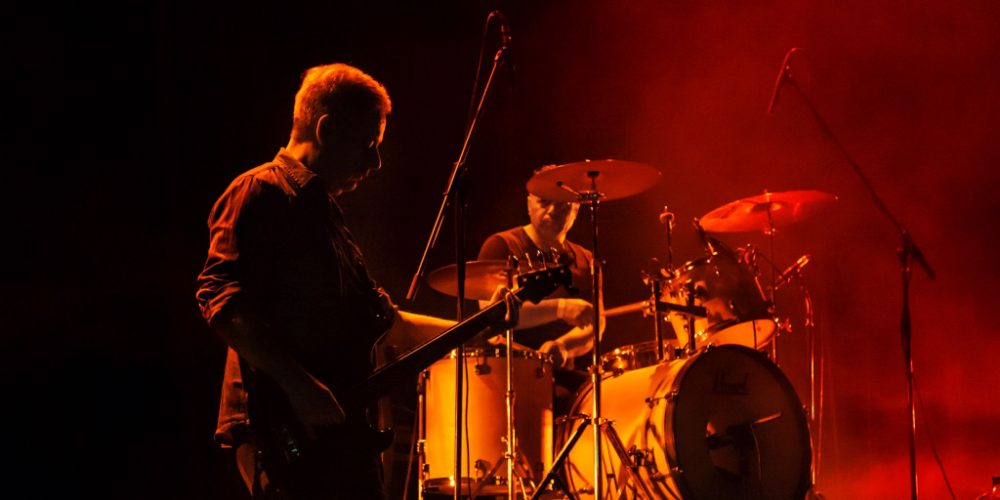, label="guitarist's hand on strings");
[488,285,521,331]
